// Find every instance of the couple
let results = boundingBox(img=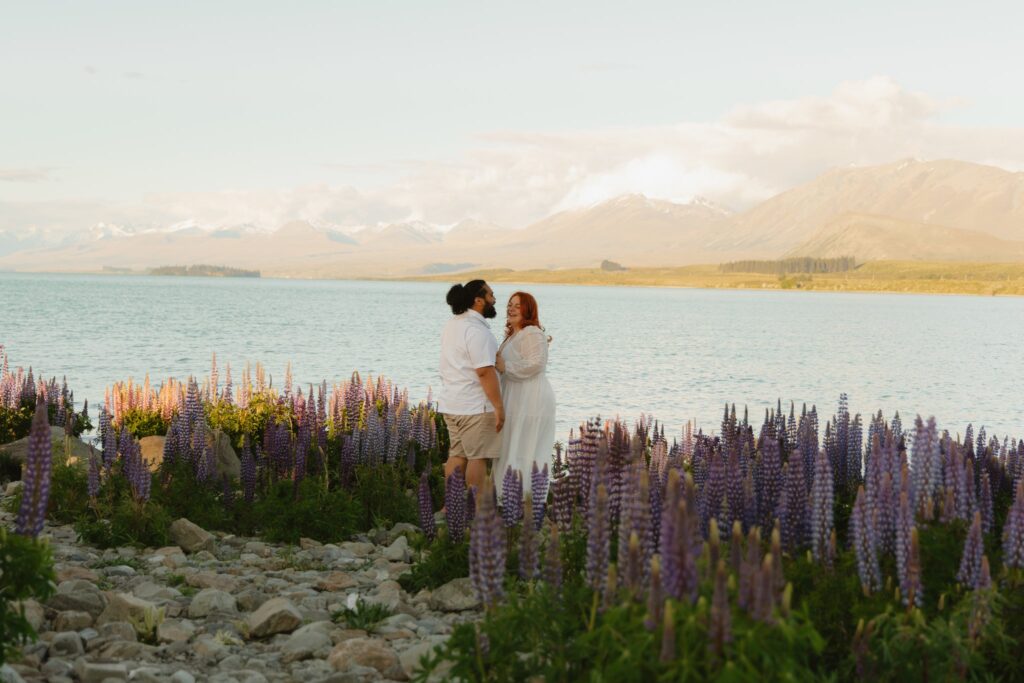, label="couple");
[438,279,555,497]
